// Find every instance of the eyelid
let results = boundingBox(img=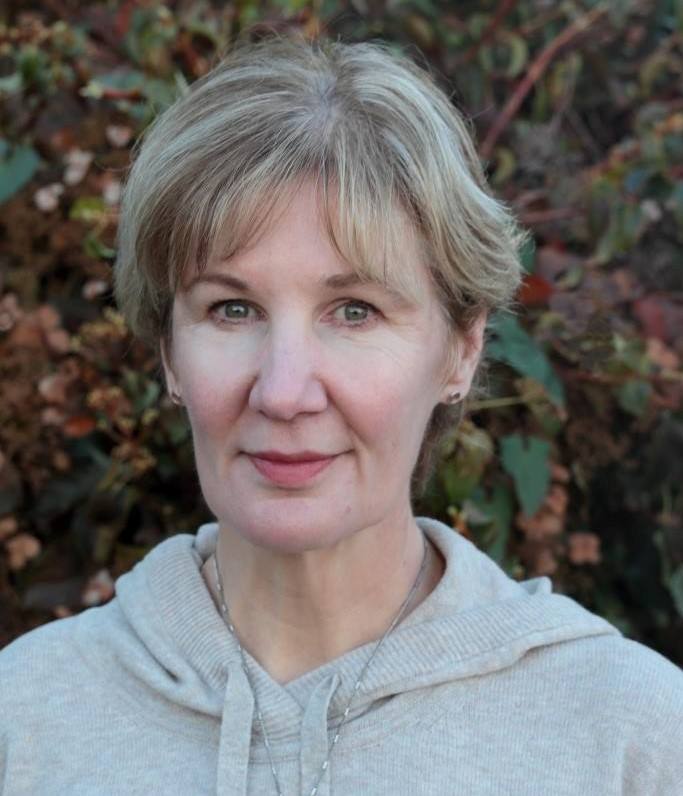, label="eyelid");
[334,297,376,311]
[208,298,260,323]
[330,298,380,326]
